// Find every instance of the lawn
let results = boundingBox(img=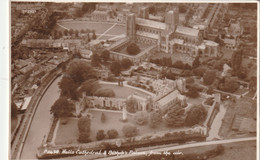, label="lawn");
[99,84,150,98]
[209,141,256,160]
[187,97,204,105]
[55,118,79,145]
[55,21,125,40]
[54,109,187,145]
